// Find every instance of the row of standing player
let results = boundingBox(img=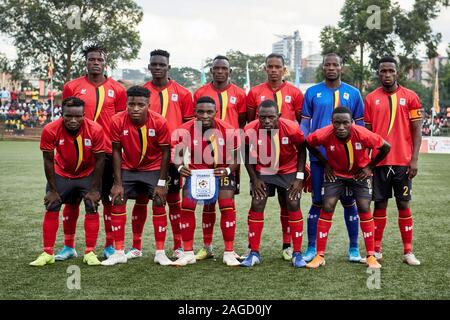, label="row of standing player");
[30,47,421,268]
